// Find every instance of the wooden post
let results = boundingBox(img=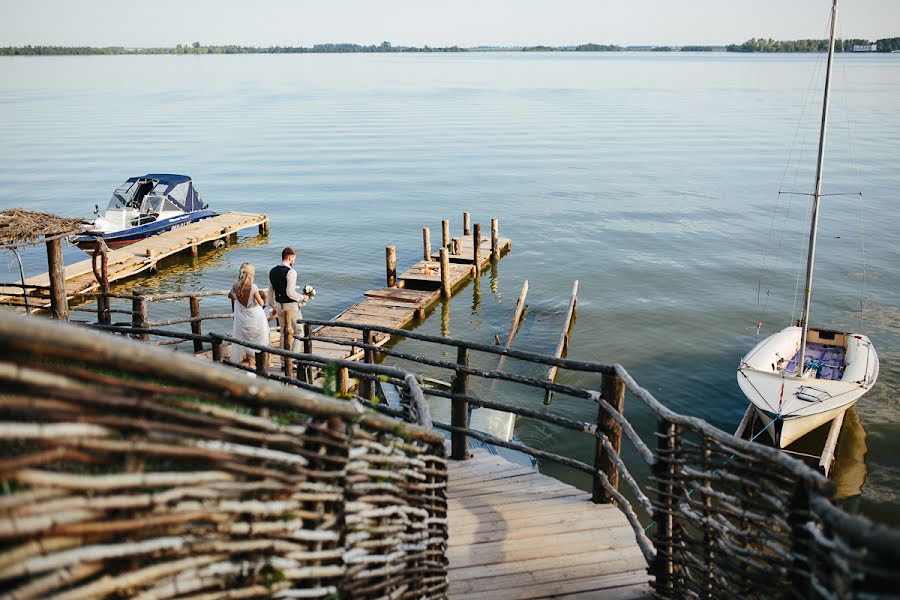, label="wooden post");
[302,322,314,384]
[422,227,431,261]
[452,238,460,256]
[491,218,499,260]
[652,419,678,596]
[439,248,451,299]
[385,245,397,288]
[132,289,148,341]
[463,212,471,235]
[450,346,469,460]
[338,366,350,398]
[361,329,375,400]
[45,237,68,320]
[473,223,482,271]
[92,244,110,326]
[255,351,268,376]
[190,238,199,258]
[211,338,224,362]
[189,296,203,352]
[258,219,269,235]
[441,219,450,251]
[493,280,528,377]
[544,280,579,404]
[593,371,625,503]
